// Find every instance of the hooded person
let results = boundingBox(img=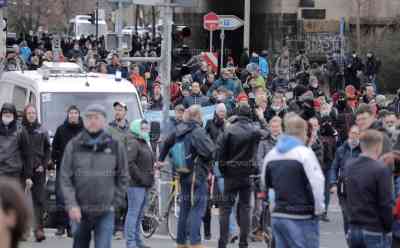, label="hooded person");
[21,104,51,242]
[124,119,155,248]
[51,105,84,237]
[262,114,325,248]
[0,103,33,183]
